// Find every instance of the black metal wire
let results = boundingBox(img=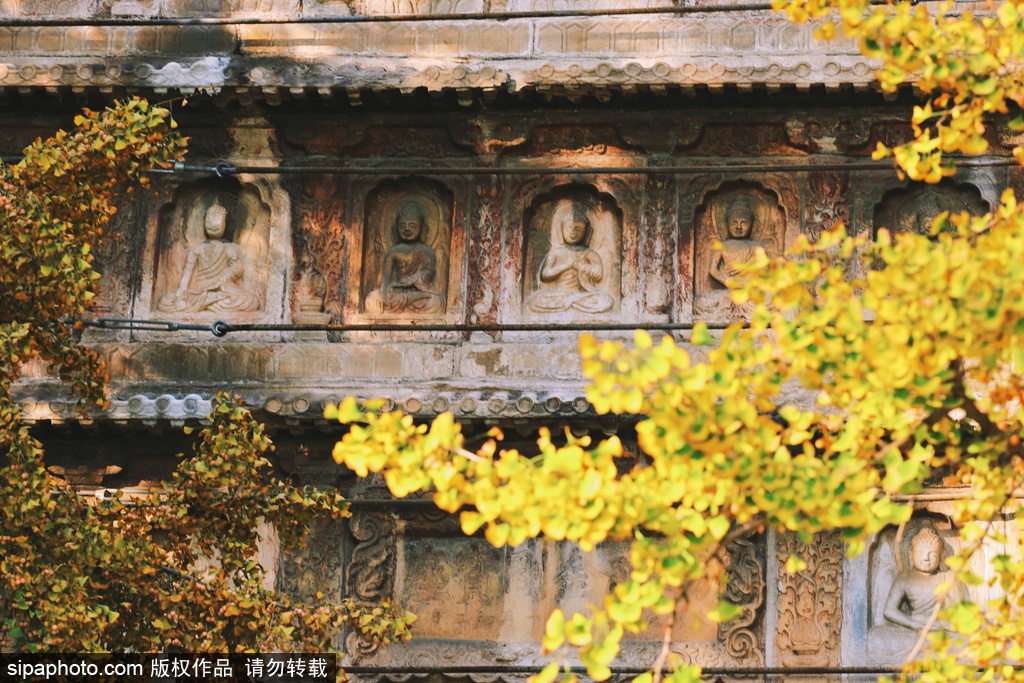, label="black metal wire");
[0,4,777,28]
[151,159,1017,178]
[69,317,228,336]
[0,0,987,27]
[342,666,906,675]
[75,317,744,336]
